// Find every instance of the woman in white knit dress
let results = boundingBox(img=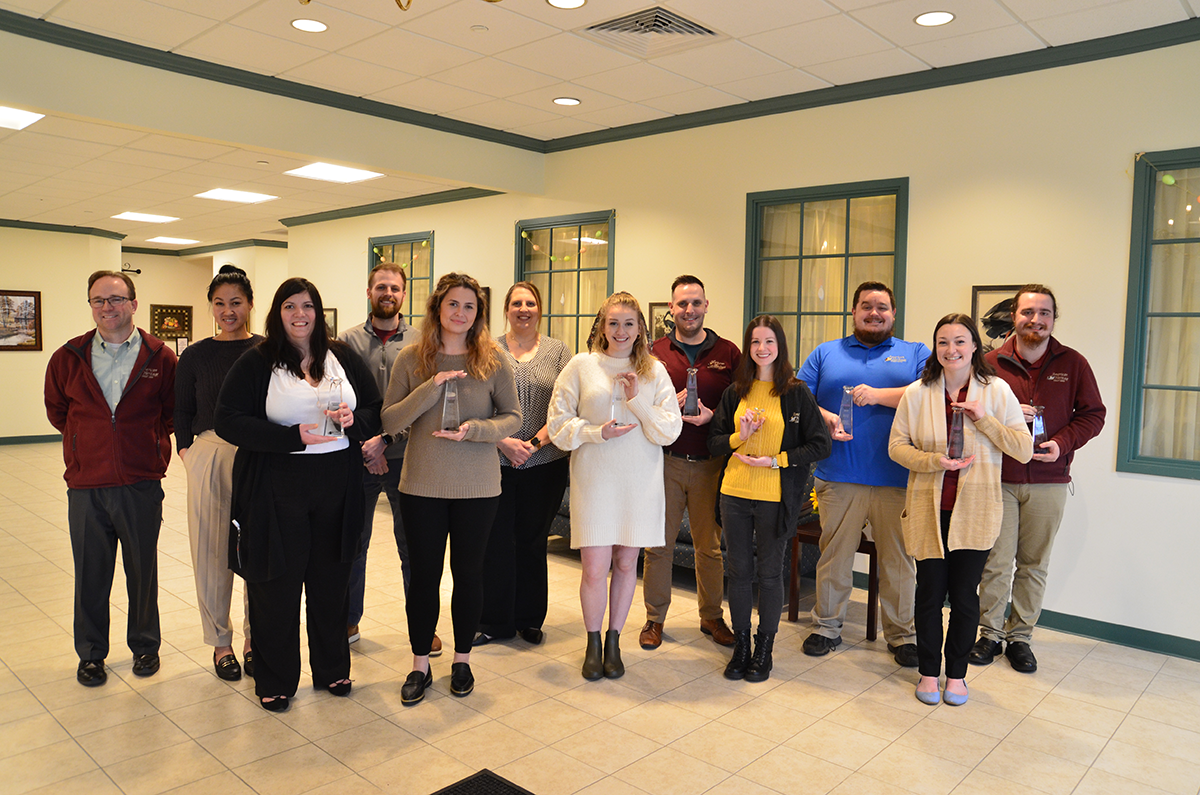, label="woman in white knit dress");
[548,293,682,680]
